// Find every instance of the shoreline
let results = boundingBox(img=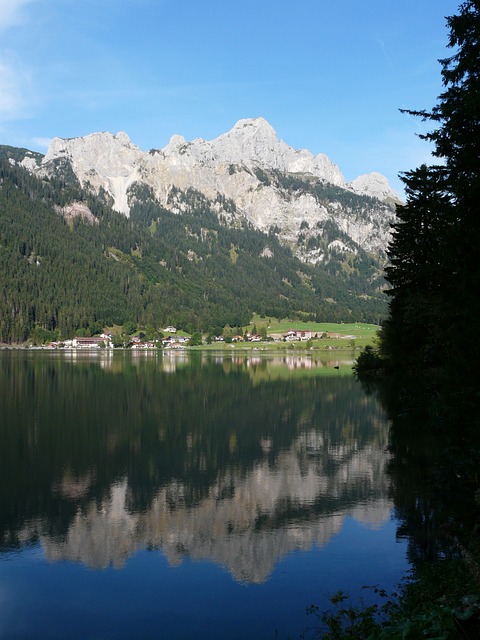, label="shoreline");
[0,343,363,353]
